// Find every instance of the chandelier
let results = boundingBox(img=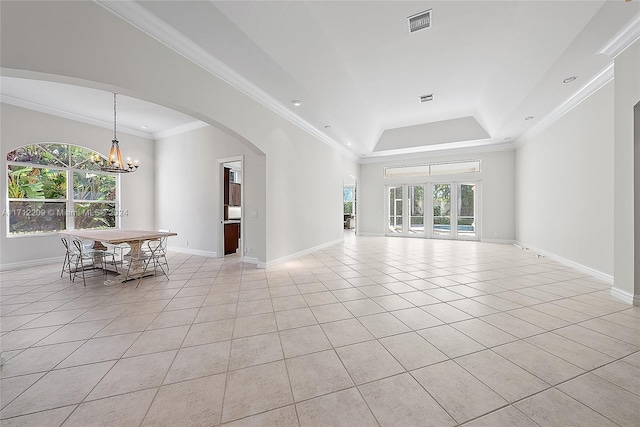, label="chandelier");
[91,93,139,173]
